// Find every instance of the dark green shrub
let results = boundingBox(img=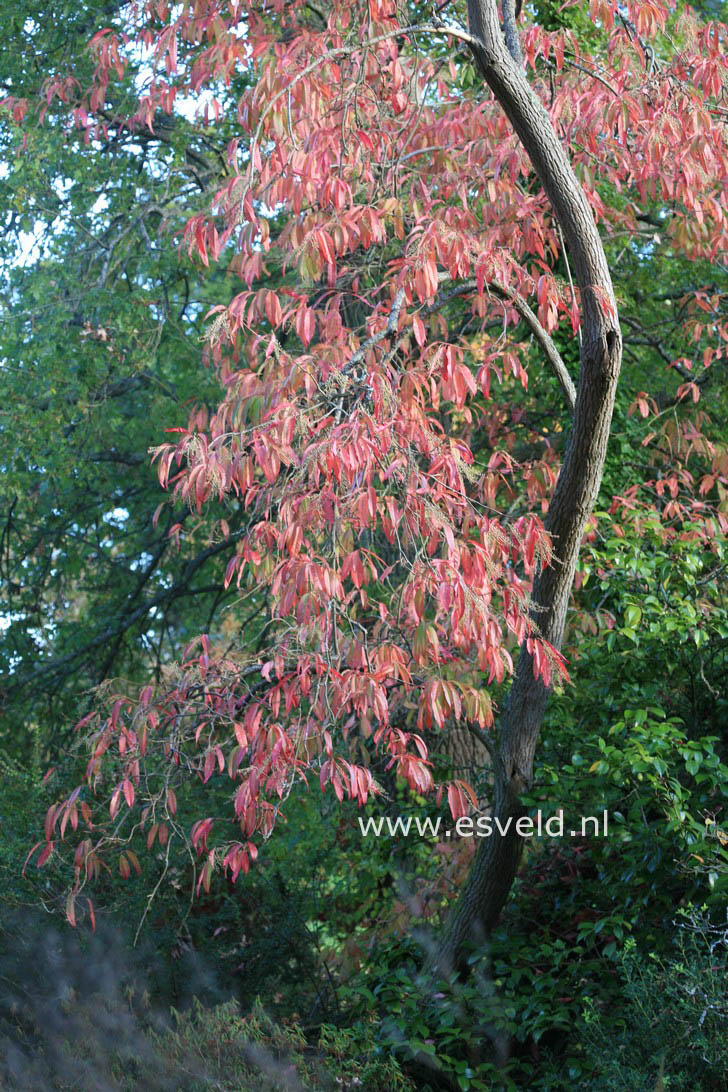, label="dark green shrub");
[578,909,728,1091]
